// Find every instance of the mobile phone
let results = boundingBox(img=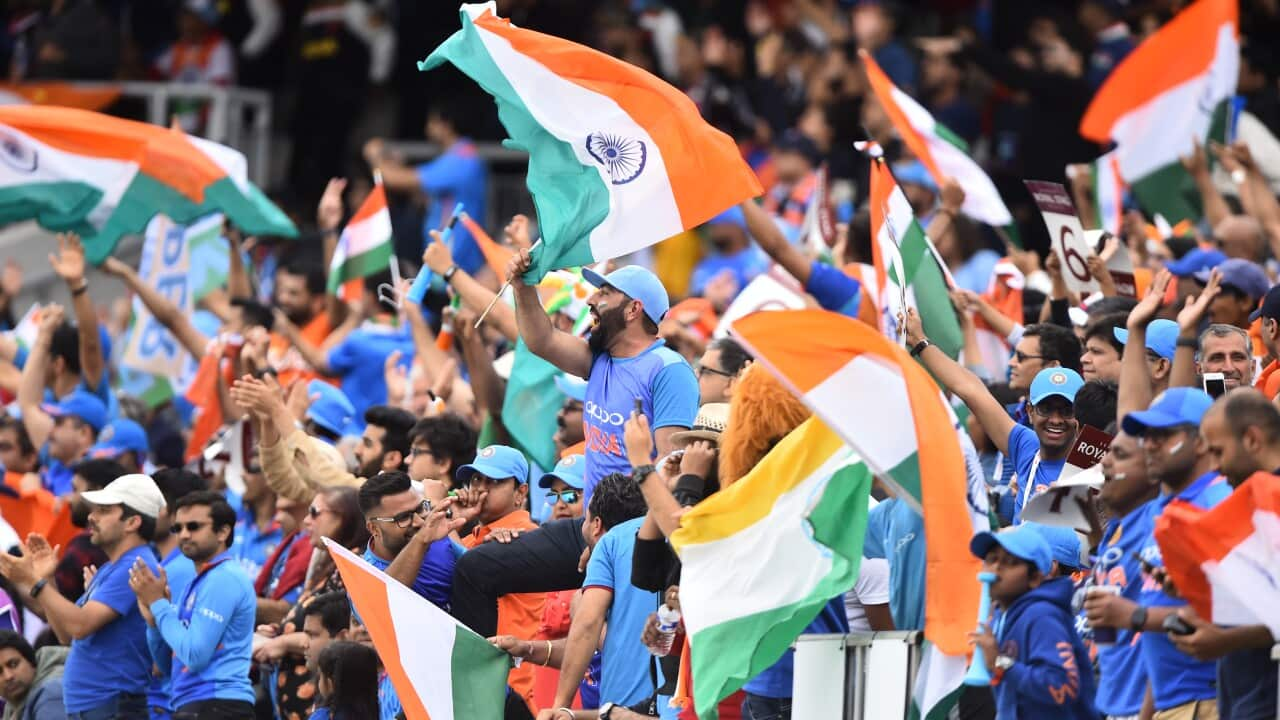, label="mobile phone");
[634,398,643,416]
[1163,614,1195,636]
[1202,372,1226,399]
